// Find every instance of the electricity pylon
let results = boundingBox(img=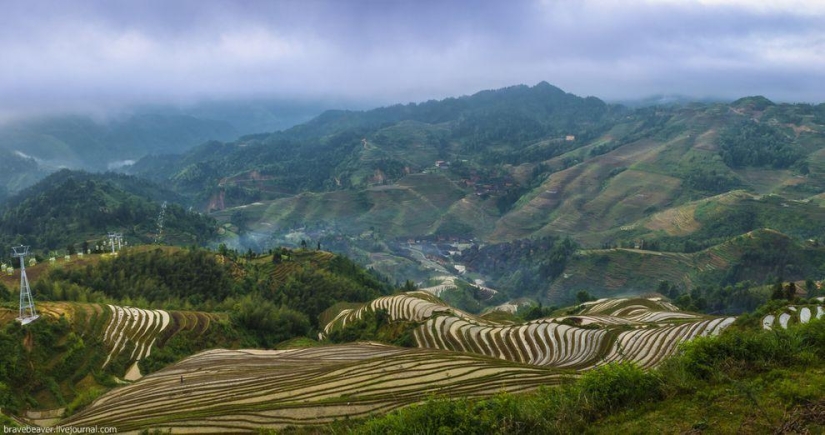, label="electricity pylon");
[13,245,38,325]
